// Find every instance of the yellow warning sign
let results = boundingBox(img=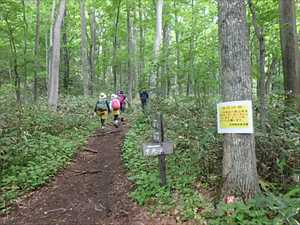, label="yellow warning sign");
[219,105,249,128]
[217,100,253,134]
